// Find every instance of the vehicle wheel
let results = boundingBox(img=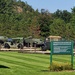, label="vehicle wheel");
[4,43,10,49]
[41,46,47,51]
[17,43,23,49]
